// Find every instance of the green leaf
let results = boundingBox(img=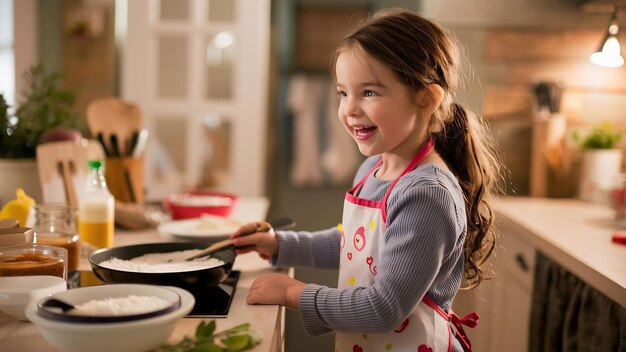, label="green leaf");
[215,323,250,337]
[161,320,261,352]
[160,336,196,352]
[187,342,224,352]
[574,122,623,150]
[221,335,250,351]
[228,323,250,333]
[196,320,216,339]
